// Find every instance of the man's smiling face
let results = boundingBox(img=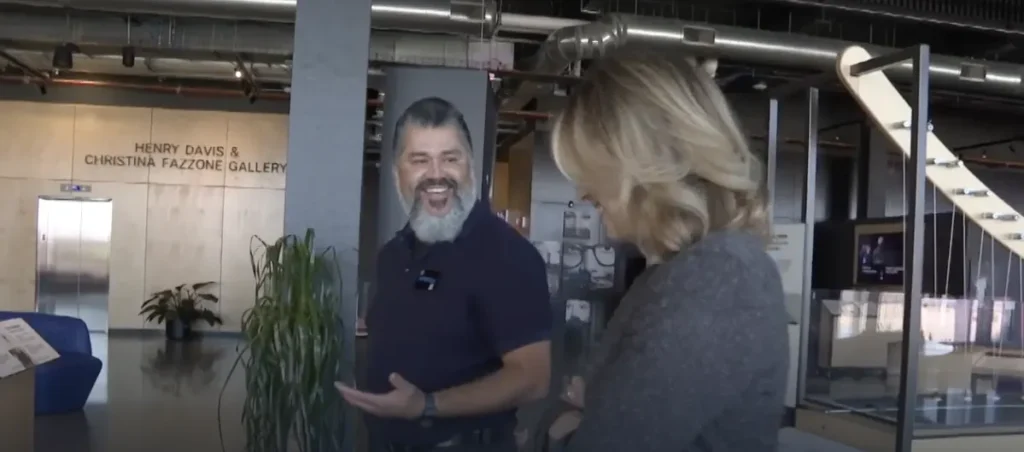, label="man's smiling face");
[395,123,476,243]
[397,125,471,217]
